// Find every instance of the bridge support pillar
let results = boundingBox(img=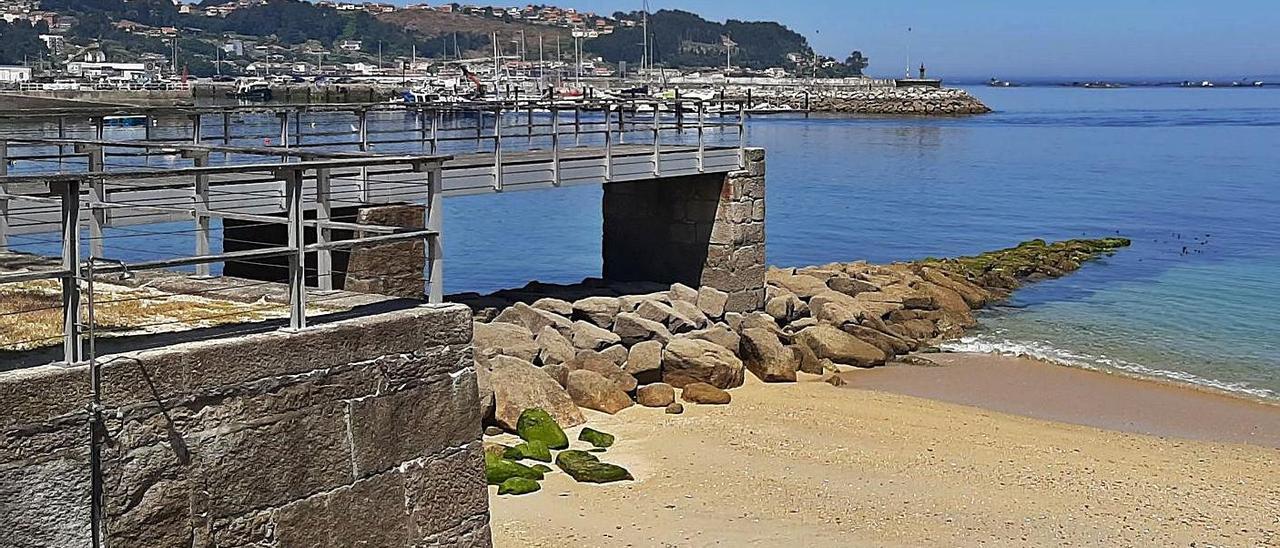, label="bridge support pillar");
[602,148,766,313]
